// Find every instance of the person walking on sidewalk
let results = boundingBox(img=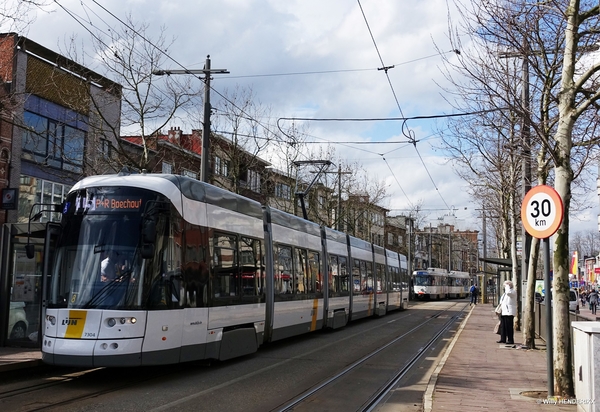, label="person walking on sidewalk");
[589,289,599,315]
[469,284,479,305]
[497,280,517,344]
